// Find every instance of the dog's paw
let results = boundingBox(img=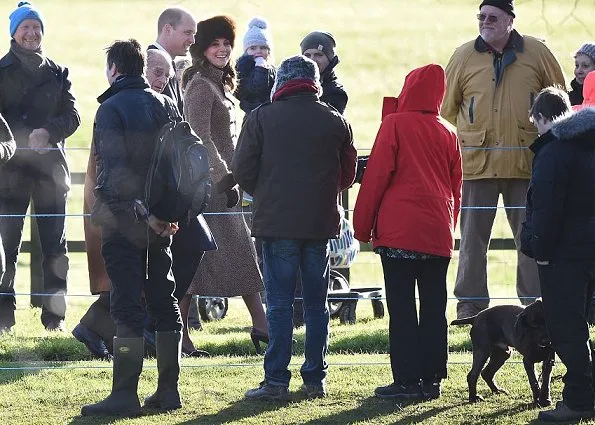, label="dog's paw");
[492,387,508,395]
[469,395,484,403]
